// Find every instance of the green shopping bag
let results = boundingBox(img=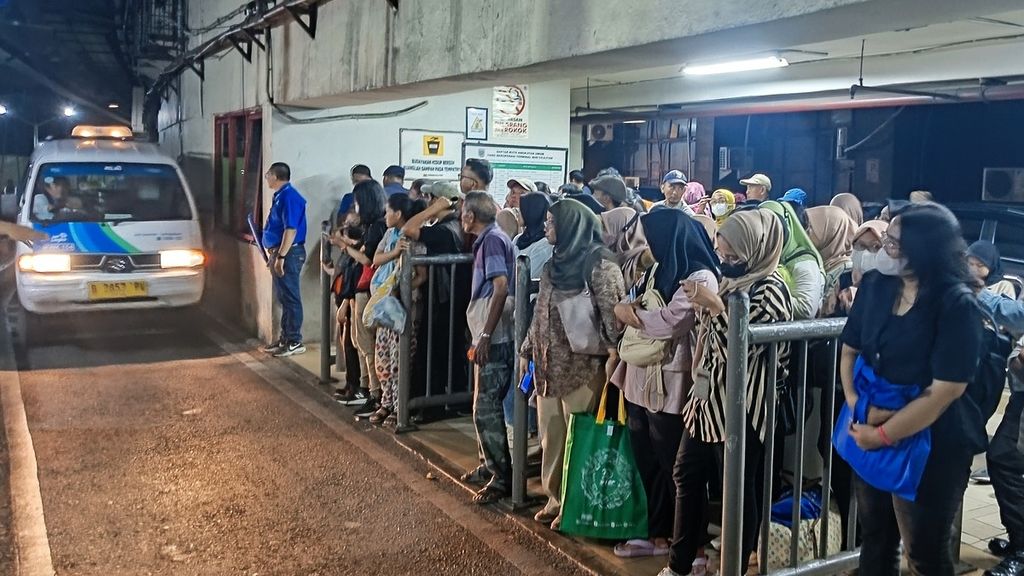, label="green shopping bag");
[559,382,648,539]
